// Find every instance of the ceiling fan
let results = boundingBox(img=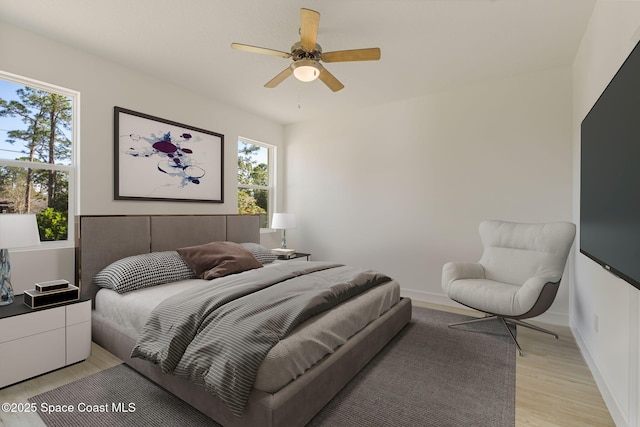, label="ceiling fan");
[231,8,381,92]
